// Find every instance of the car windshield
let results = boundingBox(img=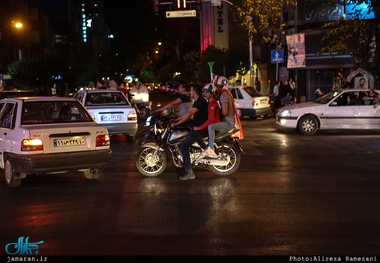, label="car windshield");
[22,101,93,124]
[315,91,341,104]
[243,86,261,97]
[84,92,130,106]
